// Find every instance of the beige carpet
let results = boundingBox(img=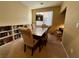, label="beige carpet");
[0,34,67,58]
